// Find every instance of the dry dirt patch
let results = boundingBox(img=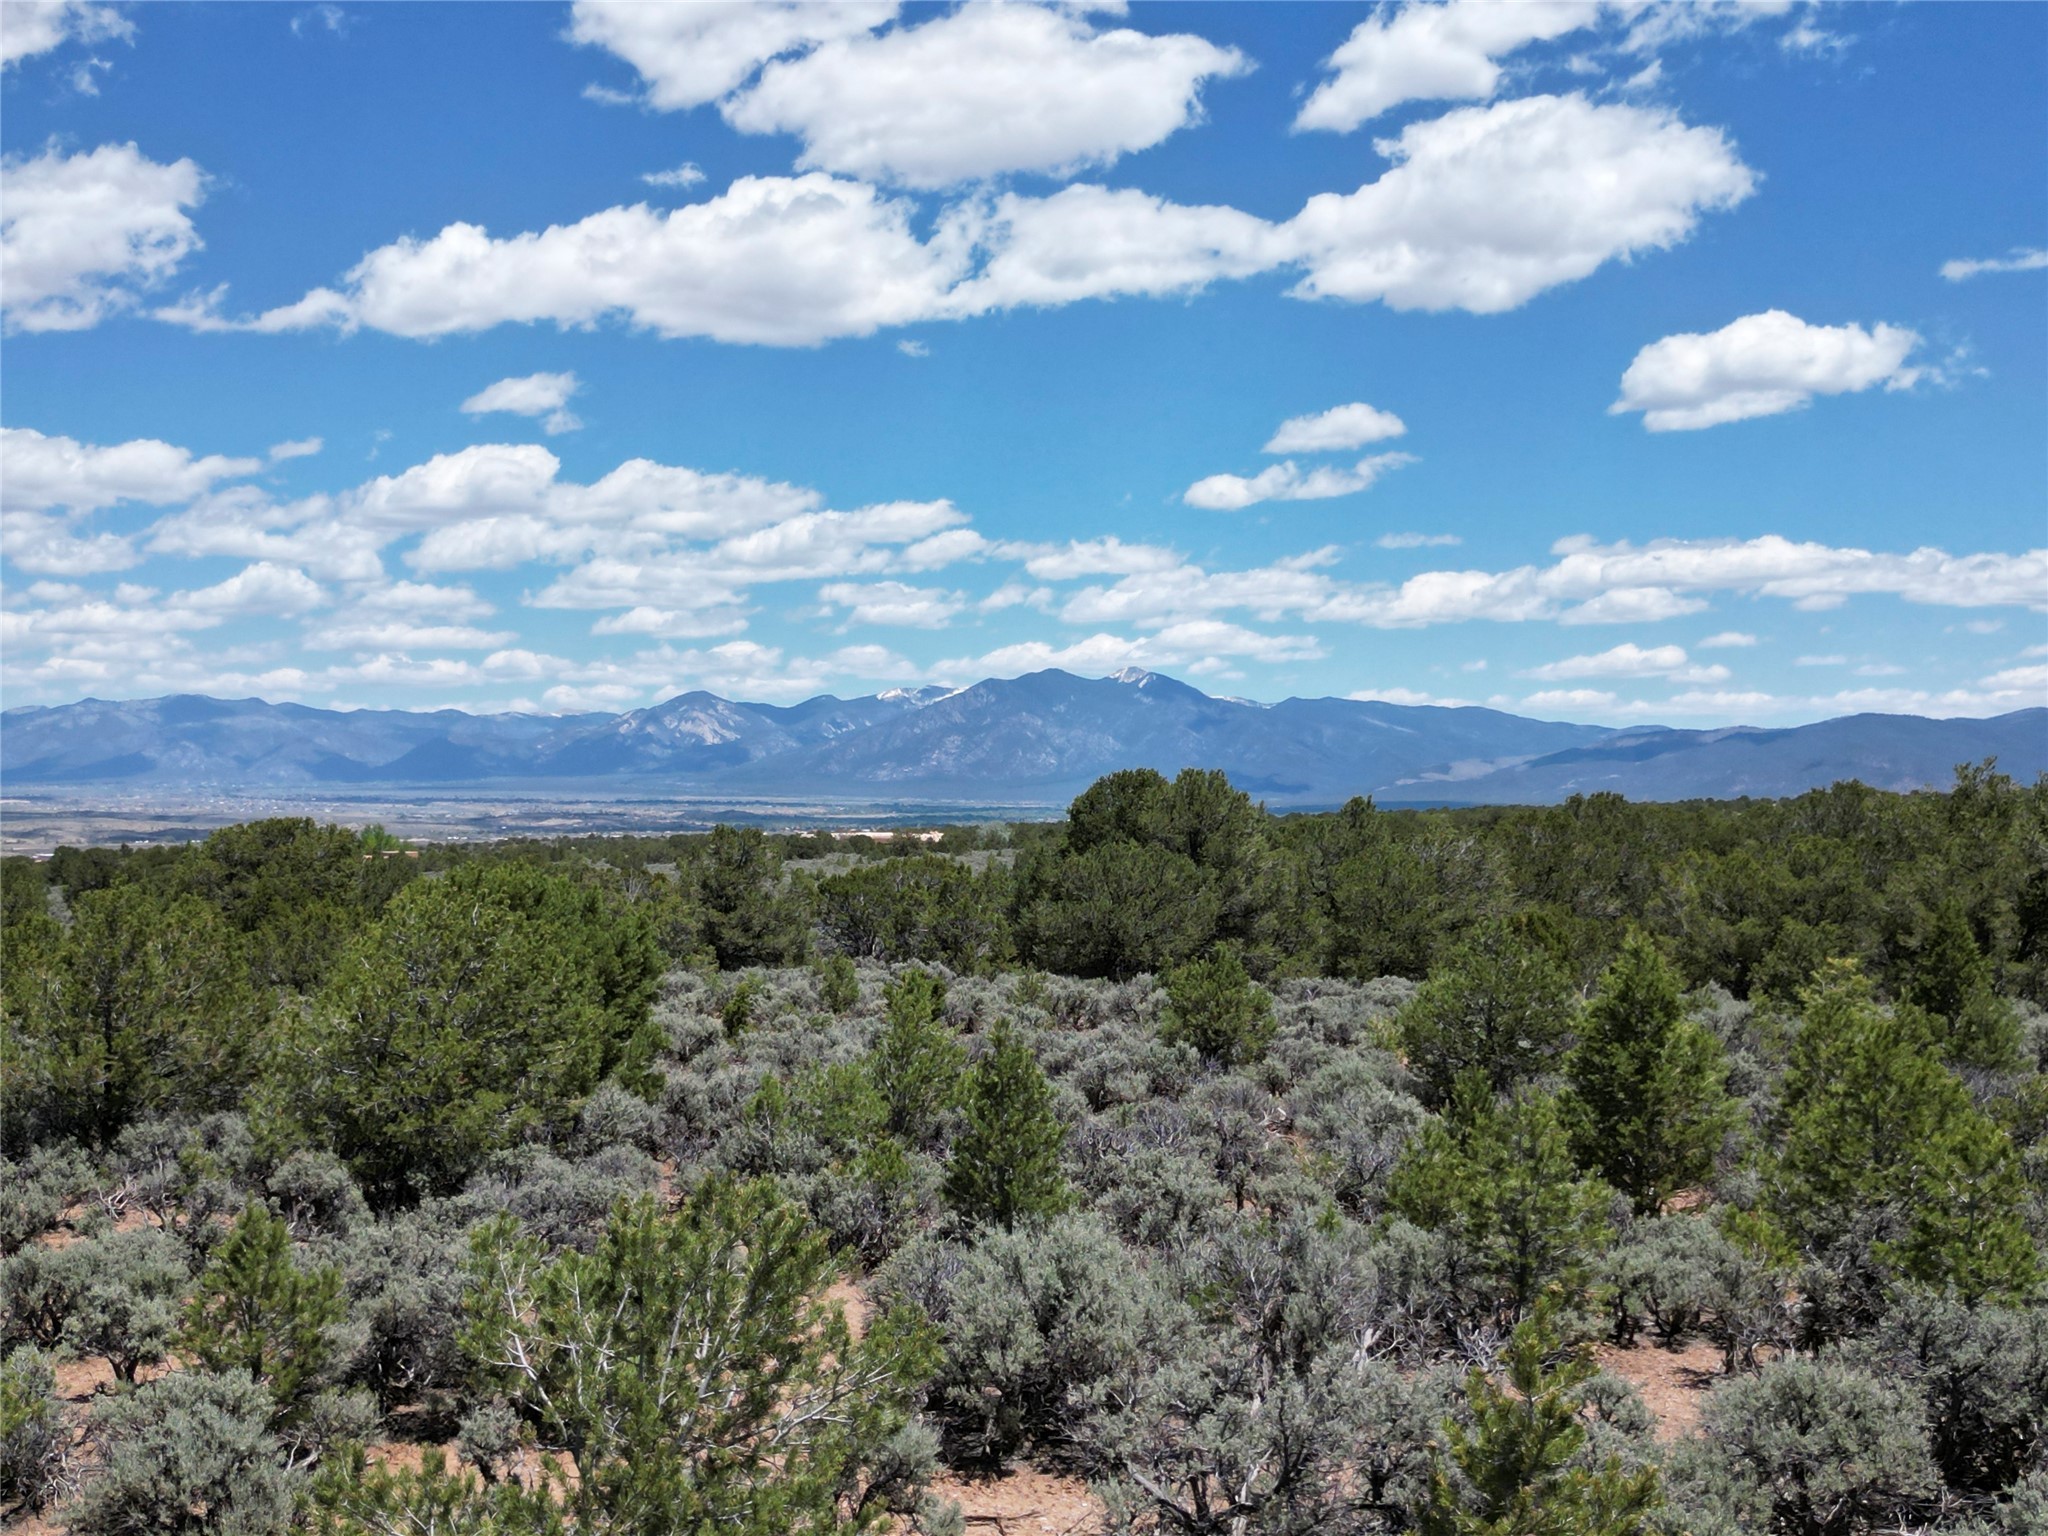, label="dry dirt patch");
[924,1463,1107,1536]
[1592,1338,1723,1442]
